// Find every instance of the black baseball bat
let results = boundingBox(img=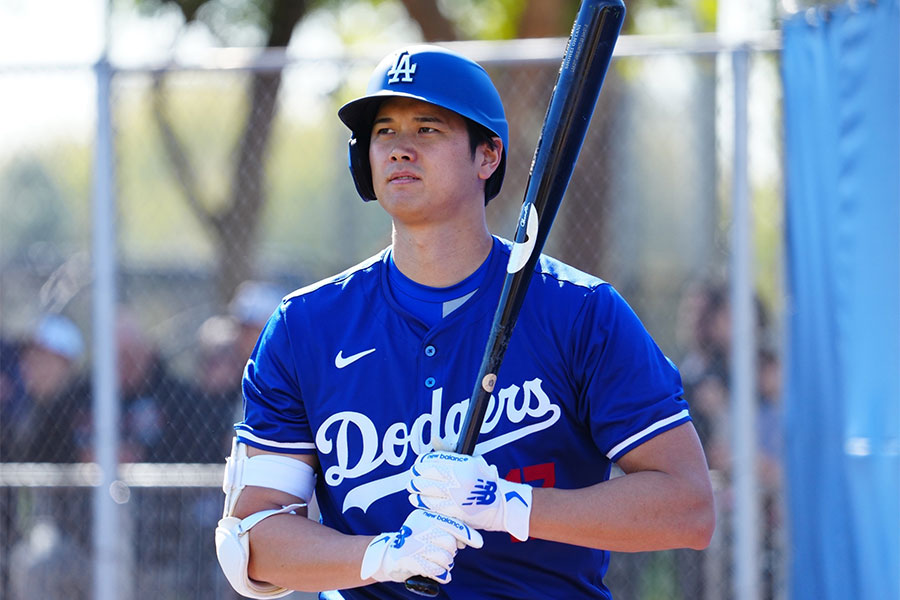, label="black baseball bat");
[405,0,625,596]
